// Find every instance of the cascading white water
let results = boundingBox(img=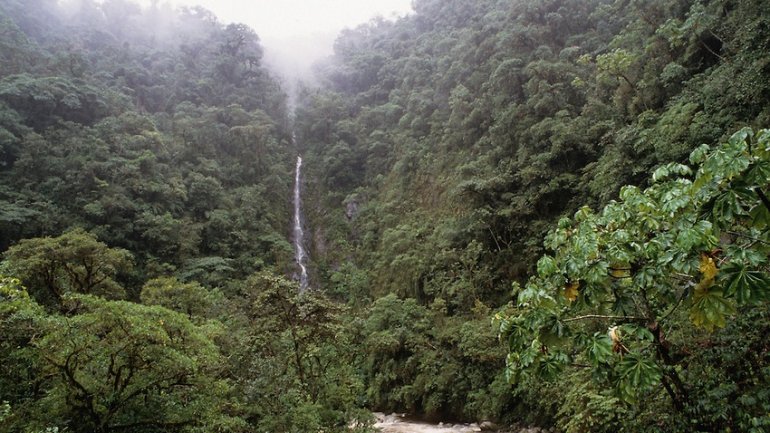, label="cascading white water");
[372,413,484,433]
[293,155,309,292]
